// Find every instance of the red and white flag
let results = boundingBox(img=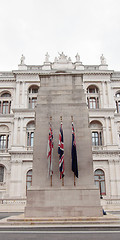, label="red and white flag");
[47,123,53,176]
